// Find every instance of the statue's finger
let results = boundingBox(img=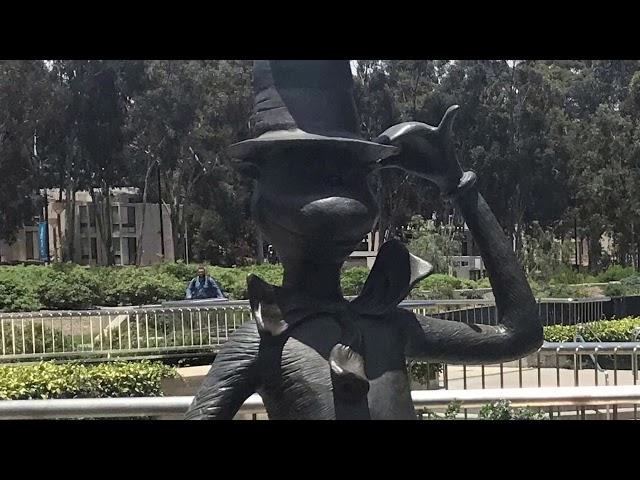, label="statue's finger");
[376,122,435,145]
[437,105,460,134]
